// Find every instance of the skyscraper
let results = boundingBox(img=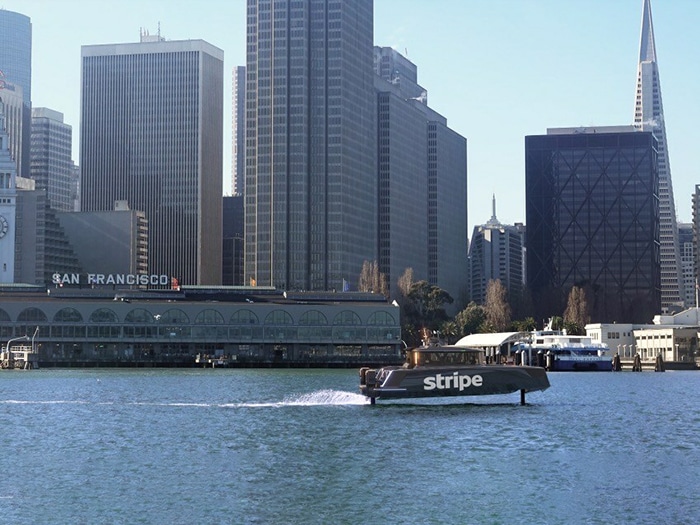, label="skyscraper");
[245,0,377,291]
[633,0,684,307]
[0,9,31,179]
[232,66,245,196]
[468,196,523,306]
[374,46,467,304]
[30,108,74,211]
[526,127,660,324]
[80,34,224,285]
